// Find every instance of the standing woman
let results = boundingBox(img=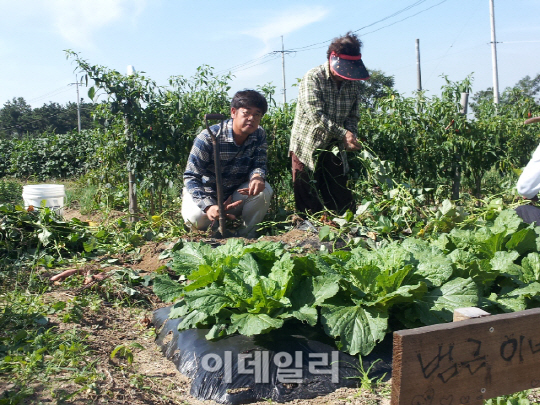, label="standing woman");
[289,32,369,215]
